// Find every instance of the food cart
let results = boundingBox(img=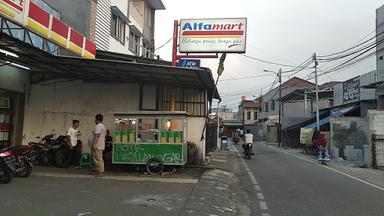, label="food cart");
[112,112,188,174]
